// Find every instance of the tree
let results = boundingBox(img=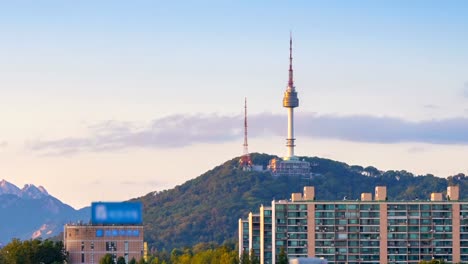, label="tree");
[249,248,259,264]
[148,256,159,264]
[419,260,447,264]
[99,253,114,264]
[129,257,137,264]
[239,248,250,264]
[278,246,288,264]
[0,239,67,264]
[117,256,126,264]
